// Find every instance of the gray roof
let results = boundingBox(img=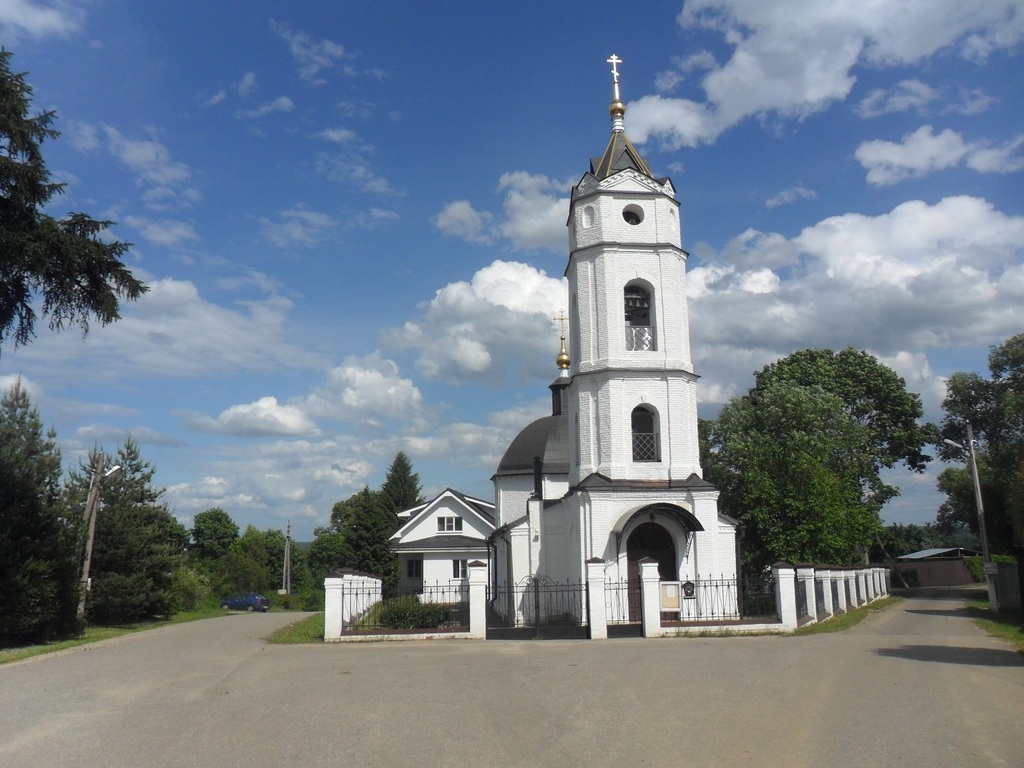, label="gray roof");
[897,547,979,560]
[494,414,569,476]
[391,535,489,553]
